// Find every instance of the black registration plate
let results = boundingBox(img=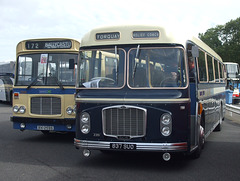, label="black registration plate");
[110,143,136,150]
